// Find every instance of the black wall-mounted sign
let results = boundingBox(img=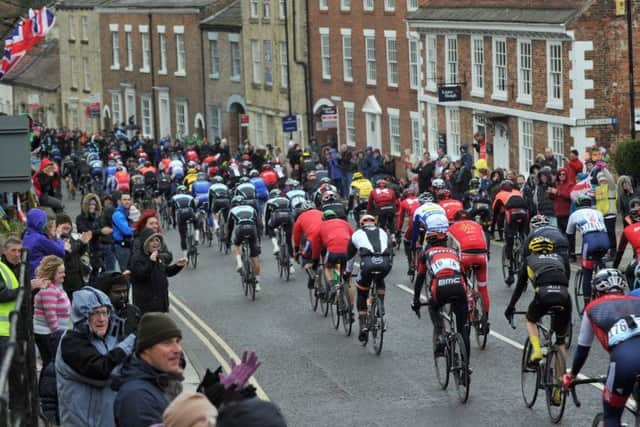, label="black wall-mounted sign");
[438,85,462,102]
